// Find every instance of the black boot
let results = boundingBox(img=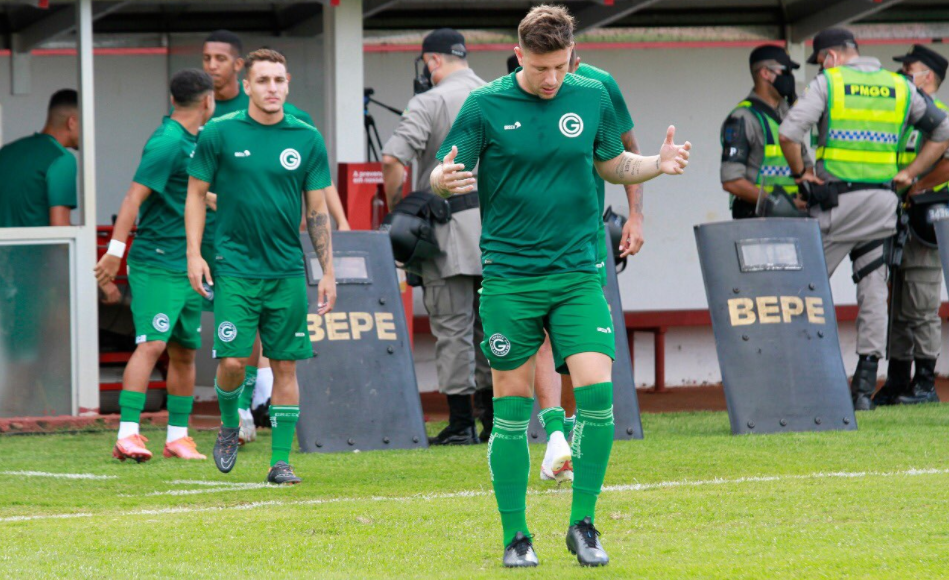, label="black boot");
[476,389,493,442]
[429,394,478,445]
[897,358,940,405]
[851,355,878,411]
[872,359,912,406]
